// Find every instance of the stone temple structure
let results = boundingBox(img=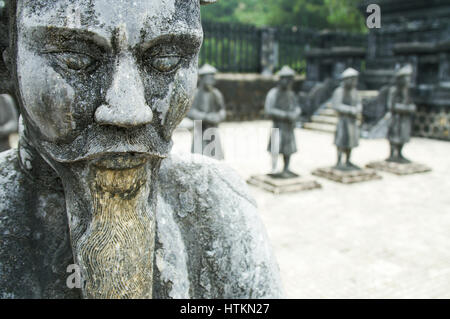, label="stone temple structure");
[0,0,283,299]
[361,0,450,140]
[302,38,366,120]
[305,46,366,90]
